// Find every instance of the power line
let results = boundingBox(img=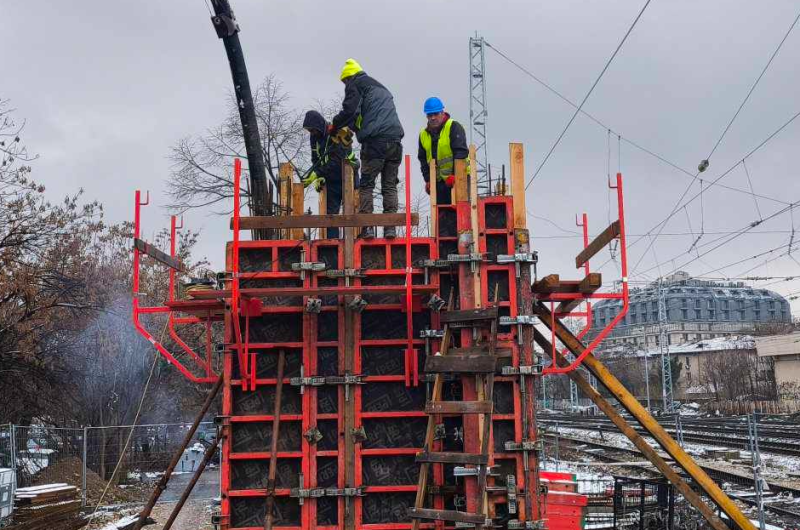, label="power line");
[484,42,791,206]
[704,8,800,161]
[626,107,800,275]
[523,0,655,188]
